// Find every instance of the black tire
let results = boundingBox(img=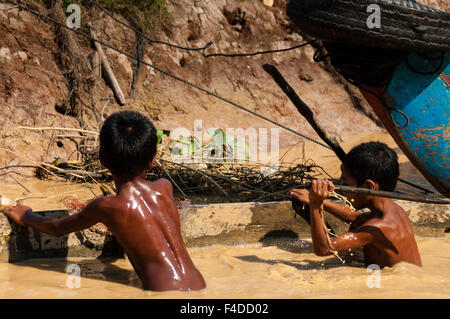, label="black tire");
[287,0,450,52]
